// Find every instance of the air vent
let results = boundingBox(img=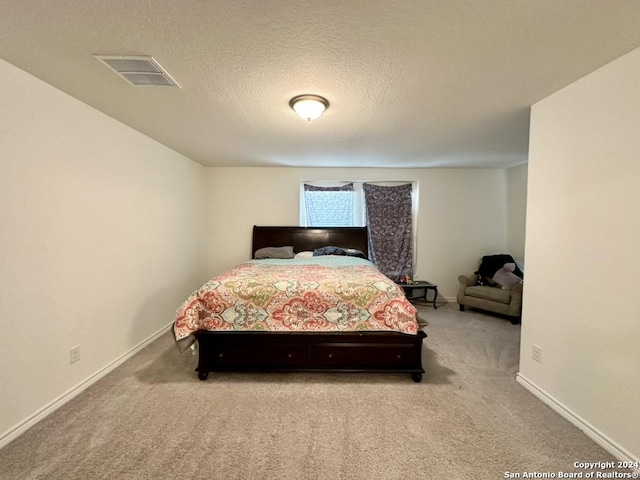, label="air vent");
[94,55,181,87]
